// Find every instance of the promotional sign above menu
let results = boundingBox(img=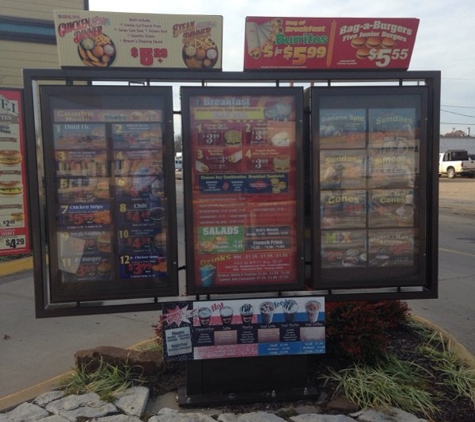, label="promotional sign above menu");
[54,10,223,70]
[0,89,31,255]
[162,296,325,361]
[181,87,305,295]
[244,17,419,70]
